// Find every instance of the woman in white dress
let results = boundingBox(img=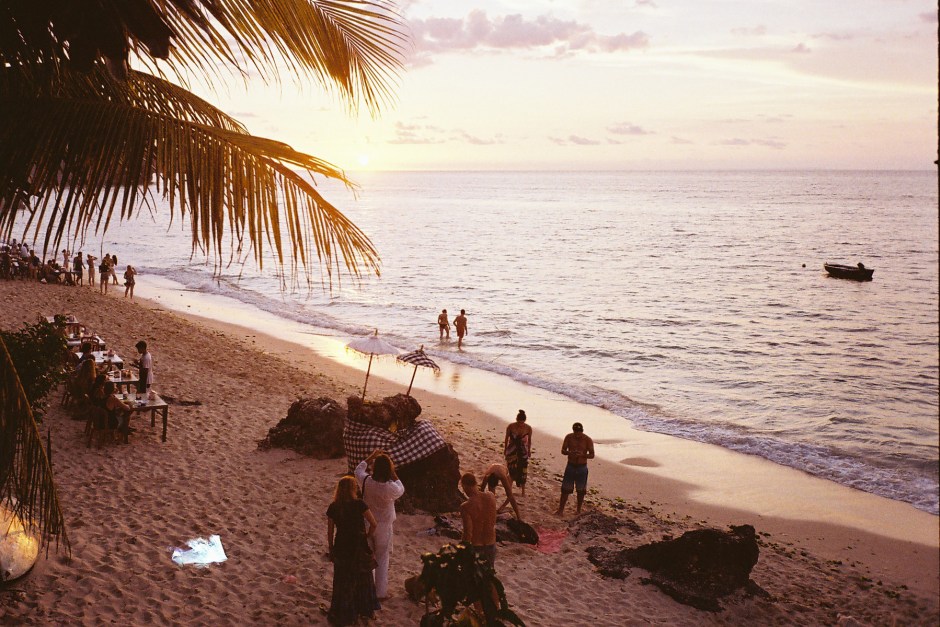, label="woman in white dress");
[354,449,405,599]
